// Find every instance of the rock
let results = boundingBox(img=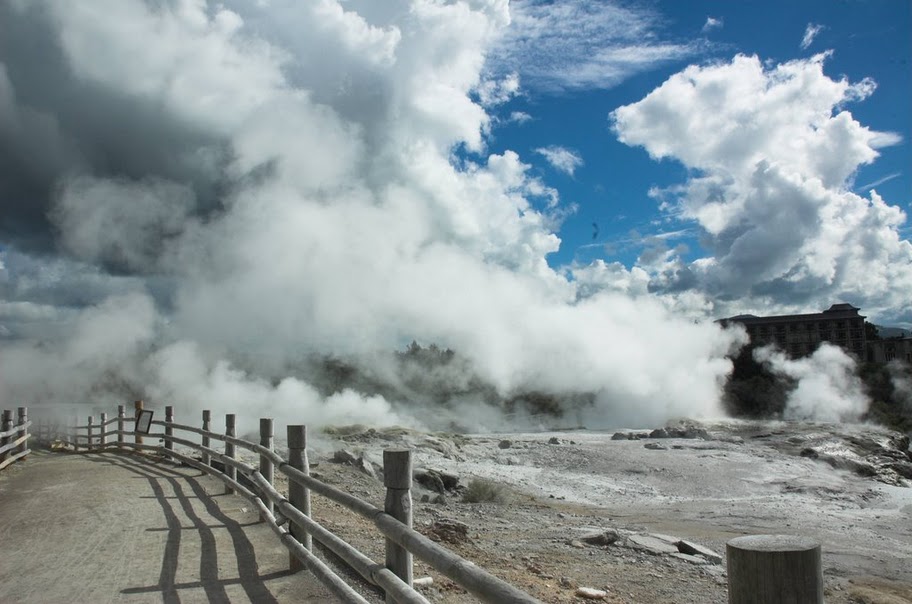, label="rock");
[800,448,819,459]
[413,577,434,587]
[414,468,459,493]
[644,442,667,450]
[627,534,679,555]
[649,428,668,438]
[548,436,561,445]
[575,587,607,599]
[611,432,628,441]
[559,576,575,588]
[677,540,722,564]
[671,552,709,565]
[432,494,447,505]
[569,539,586,549]
[332,449,359,465]
[498,439,512,449]
[421,435,466,460]
[414,469,445,493]
[683,427,710,440]
[437,470,460,490]
[648,533,681,546]
[580,529,620,546]
[426,518,469,544]
[887,461,912,480]
[420,494,430,503]
[354,456,377,480]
